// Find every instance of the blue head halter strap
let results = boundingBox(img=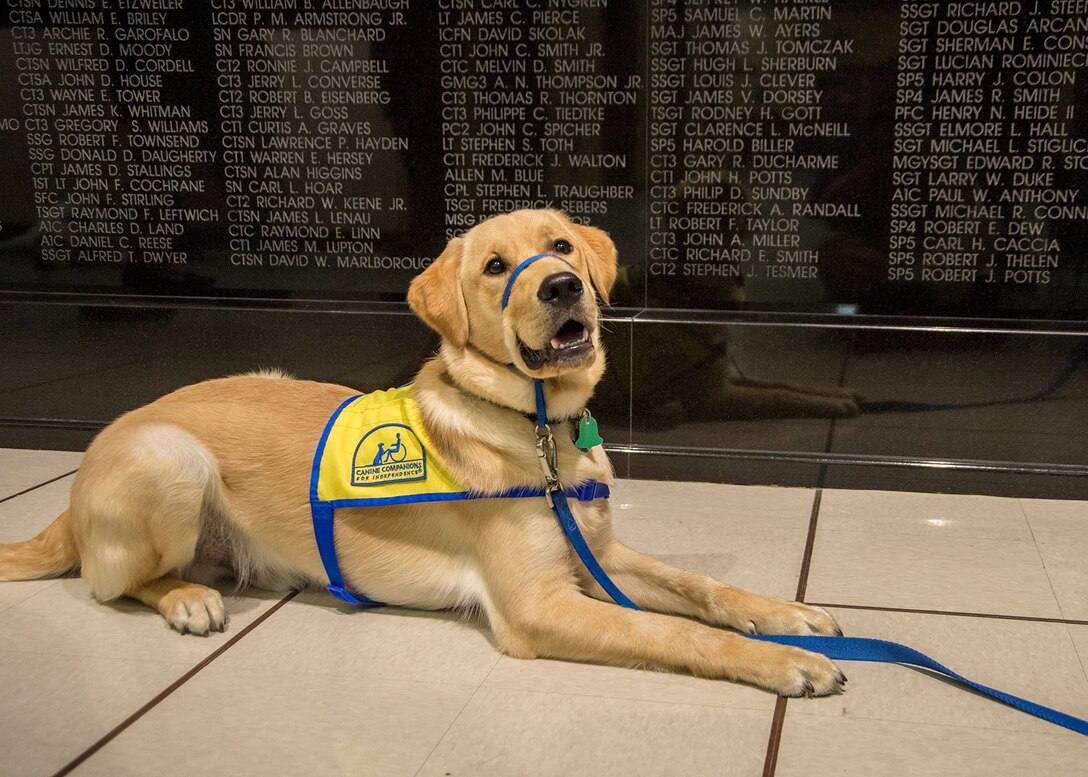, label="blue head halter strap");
[500,252,576,314]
